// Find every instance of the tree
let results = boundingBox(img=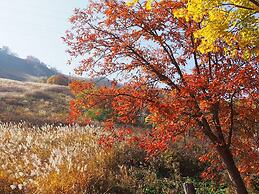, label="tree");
[64,1,258,193]
[47,74,70,86]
